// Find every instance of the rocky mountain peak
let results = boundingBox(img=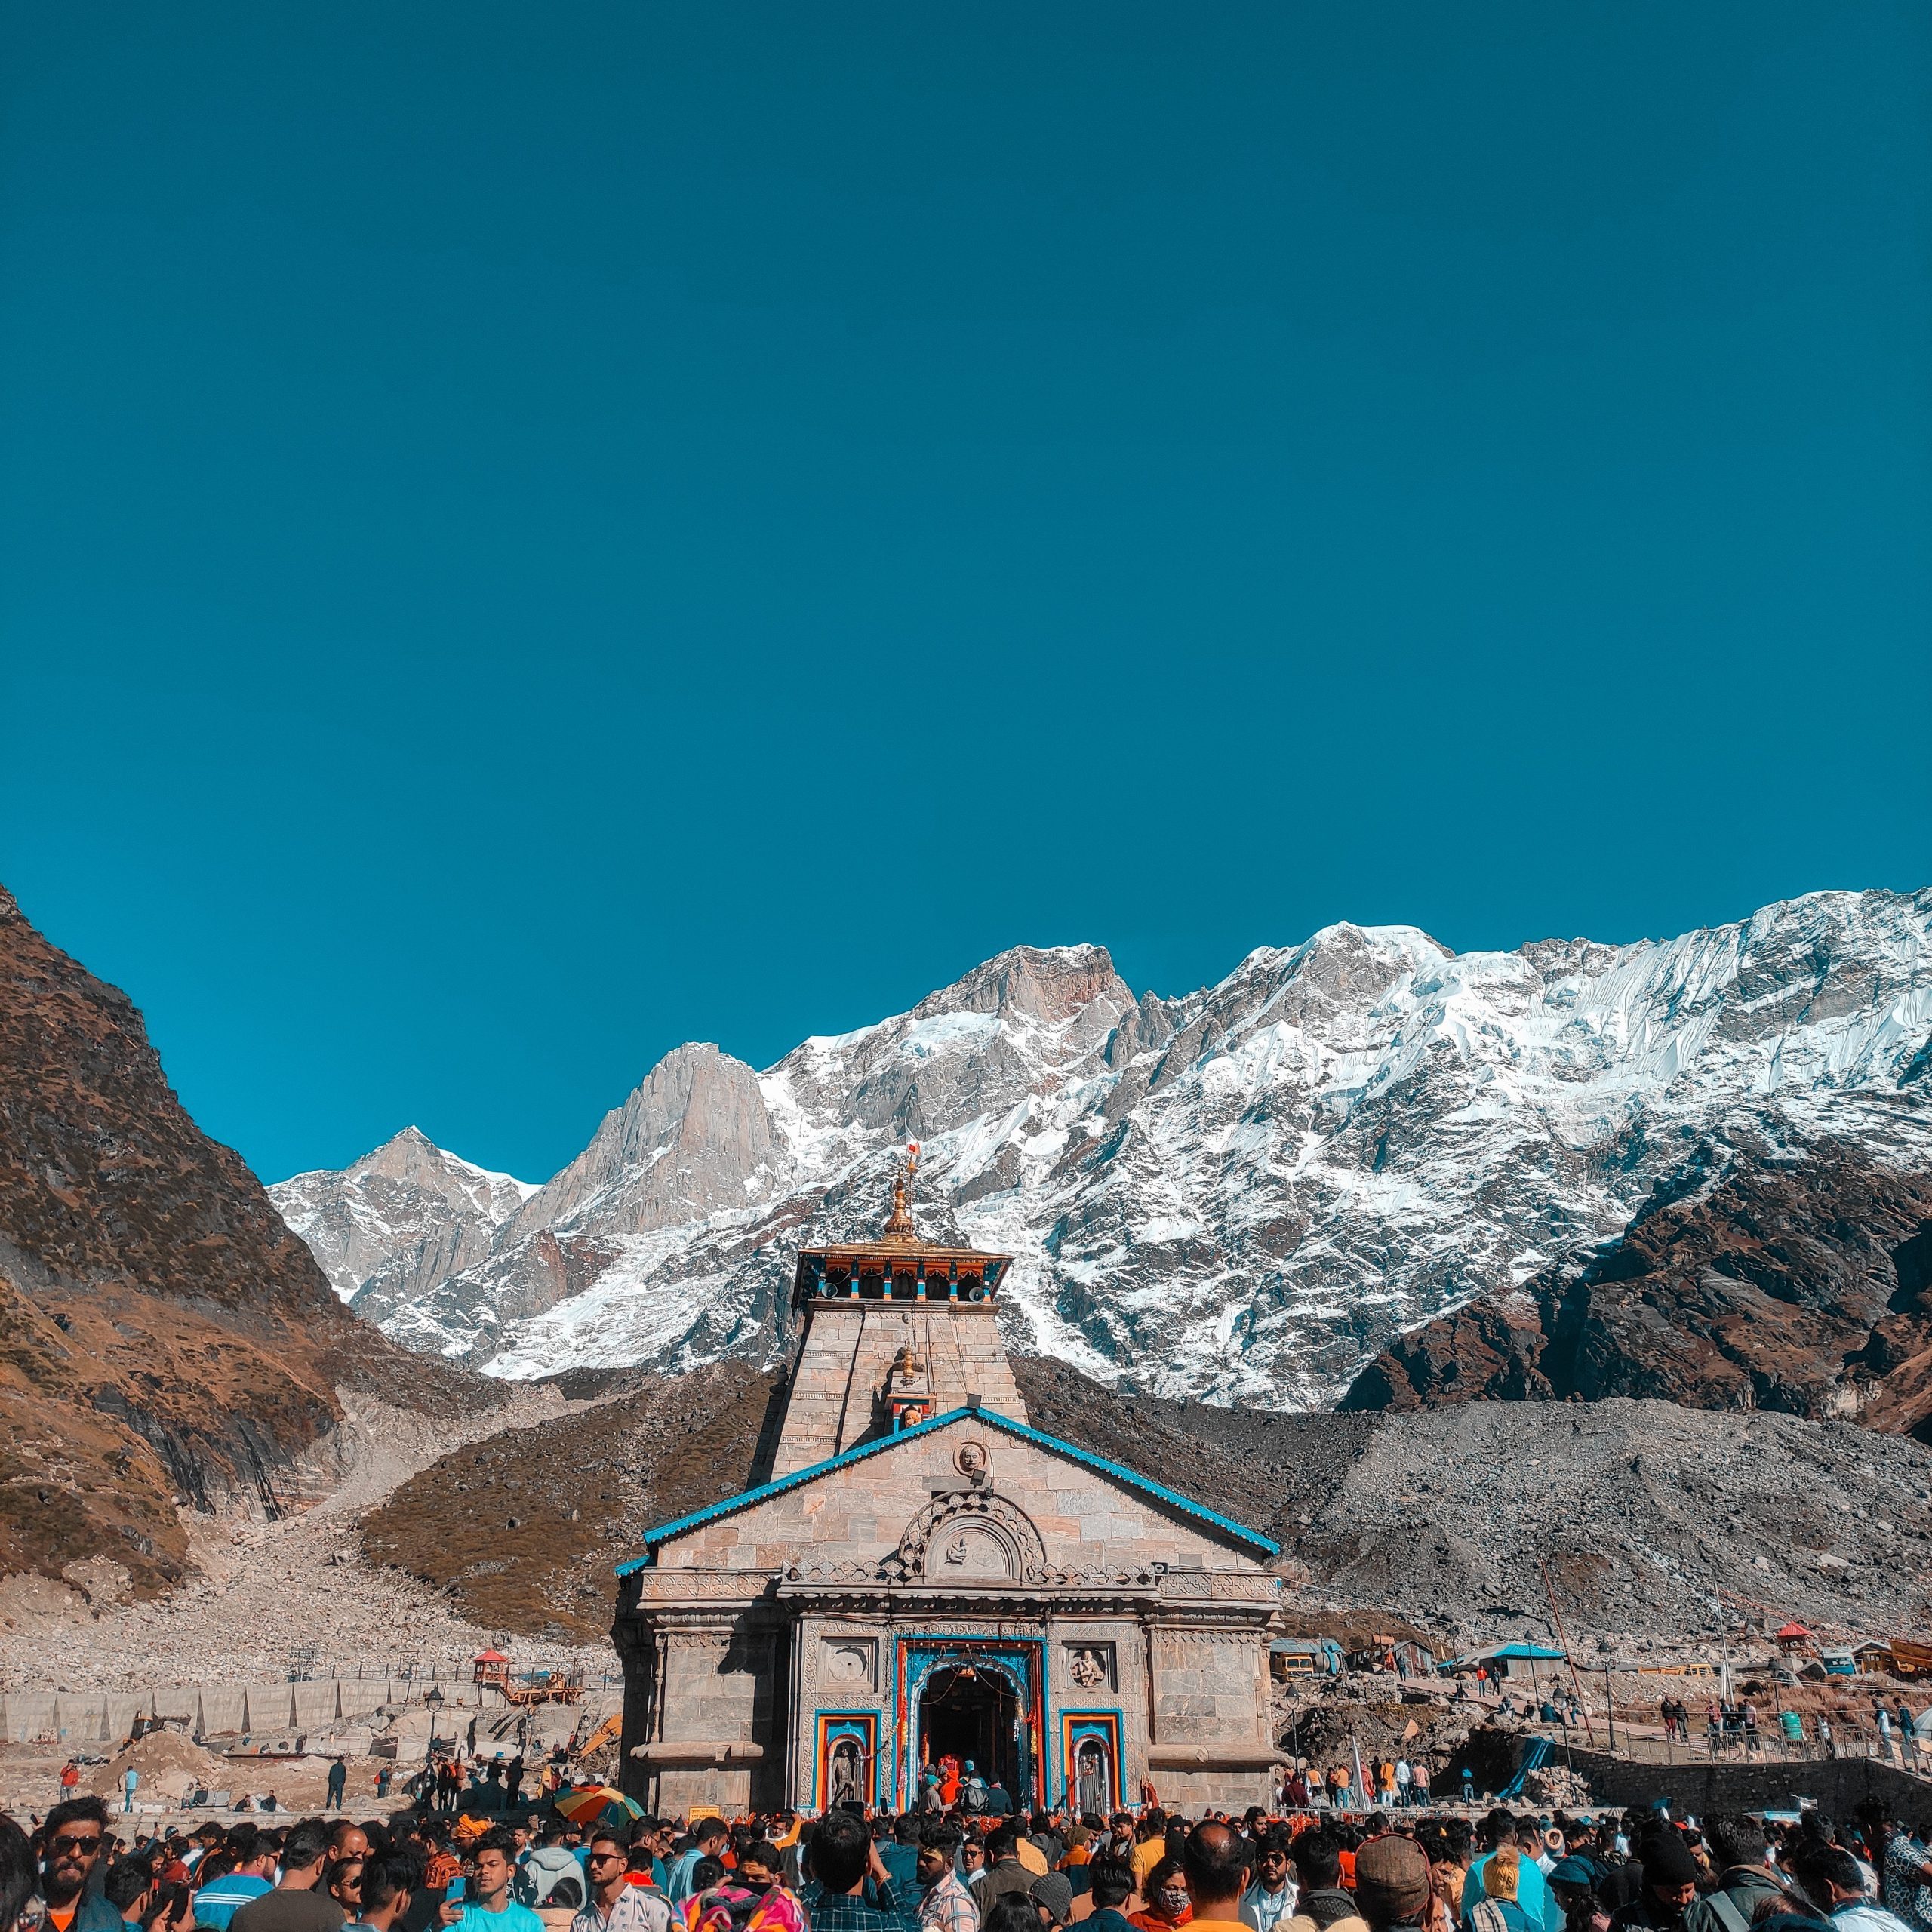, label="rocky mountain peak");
[276,886,1932,1408]
[0,886,485,1595]
[349,1125,533,1201]
[506,1041,782,1243]
[913,943,1129,1027]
